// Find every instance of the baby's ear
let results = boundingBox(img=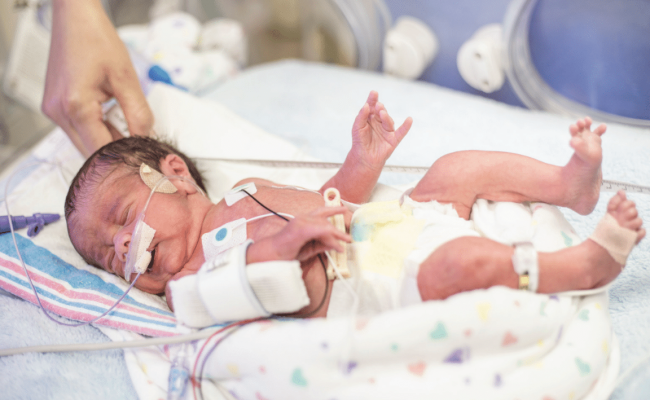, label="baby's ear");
[159,154,198,194]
